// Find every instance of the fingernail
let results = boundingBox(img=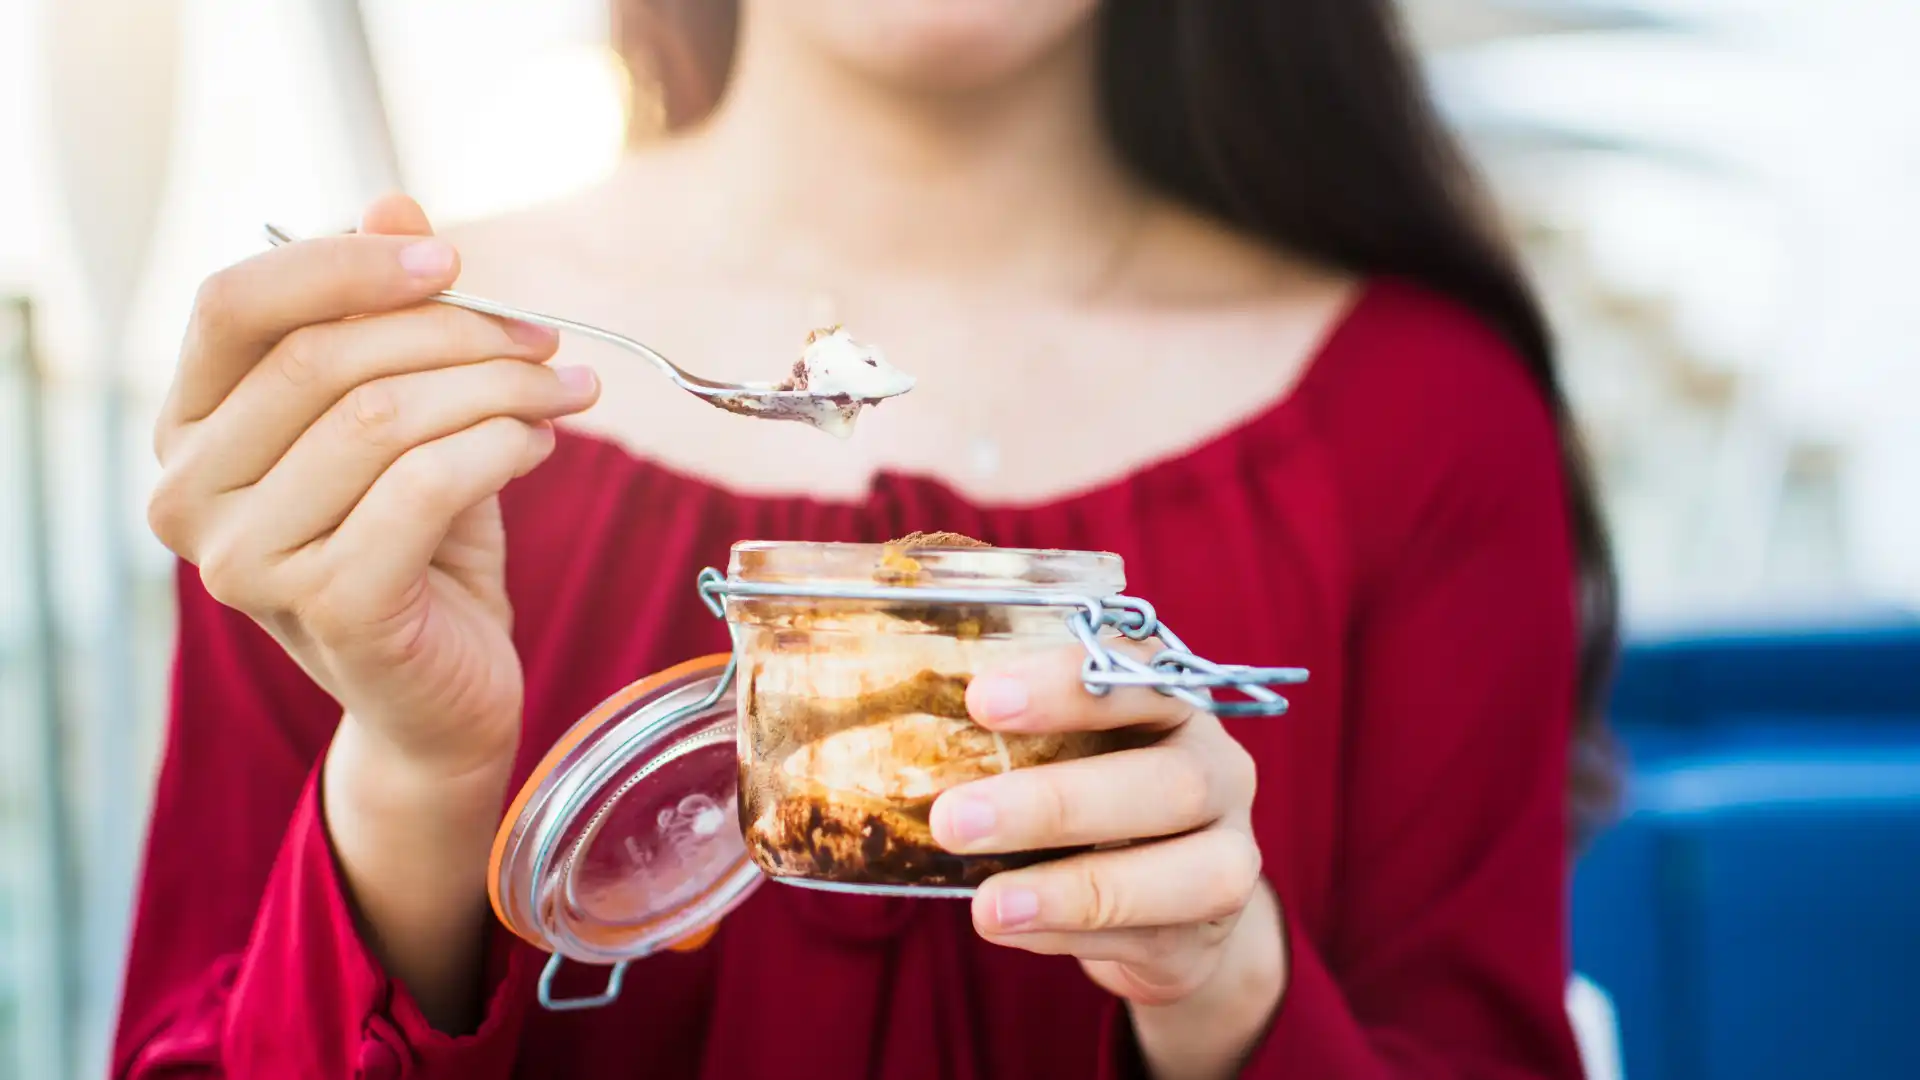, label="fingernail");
[506,319,559,348]
[994,889,1040,931]
[944,797,997,846]
[554,365,598,398]
[969,674,1030,726]
[398,239,456,278]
